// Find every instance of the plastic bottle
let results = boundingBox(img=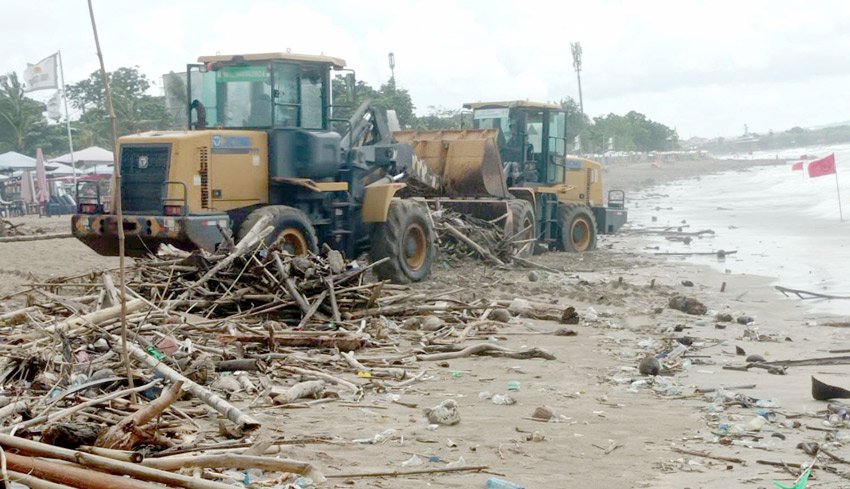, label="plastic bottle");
[486,477,525,489]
